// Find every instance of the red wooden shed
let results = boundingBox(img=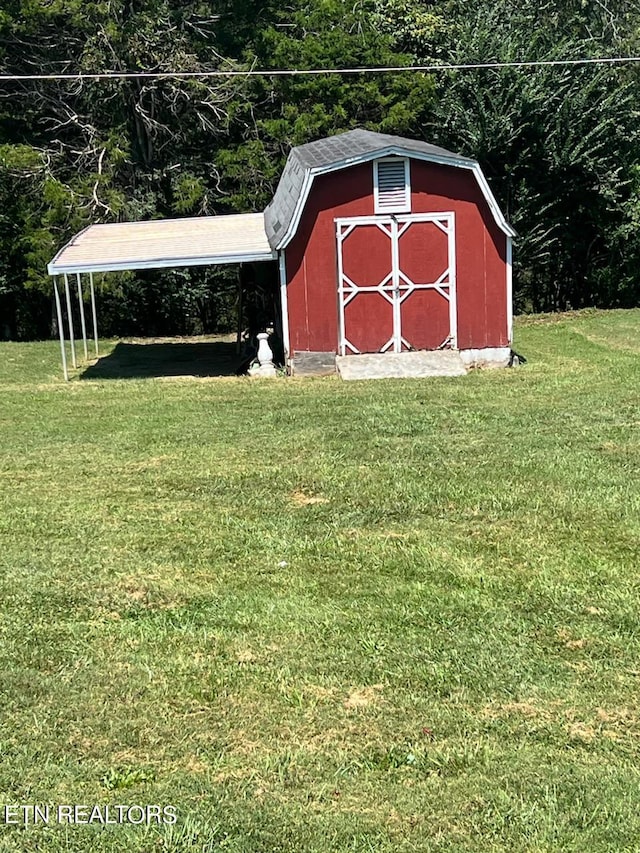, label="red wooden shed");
[49,129,515,379]
[264,129,515,374]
